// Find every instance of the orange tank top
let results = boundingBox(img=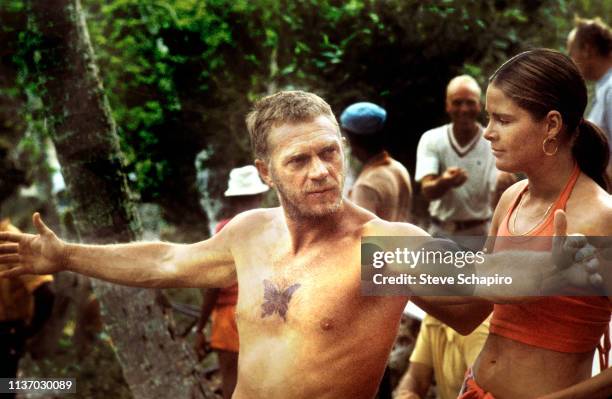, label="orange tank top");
[491,165,611,367]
